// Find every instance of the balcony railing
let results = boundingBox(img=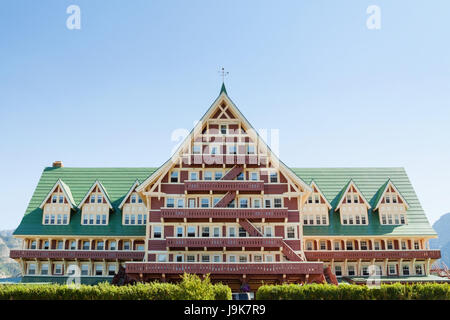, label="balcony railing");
[160,207,288,219]
[126,262,324,275]
[166,237,283,248]
[304,250,441,260]
[184,180,264,192]
[10,249,145,260]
